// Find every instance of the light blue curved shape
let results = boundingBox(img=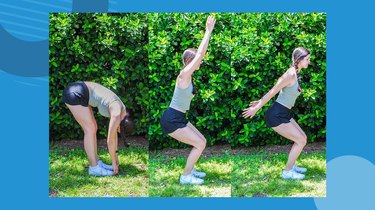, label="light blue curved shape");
[0,69,48,87]
[0,0,72,76]
[0,0,71,41]
[314,156,375,210]
[0,24,48,76]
